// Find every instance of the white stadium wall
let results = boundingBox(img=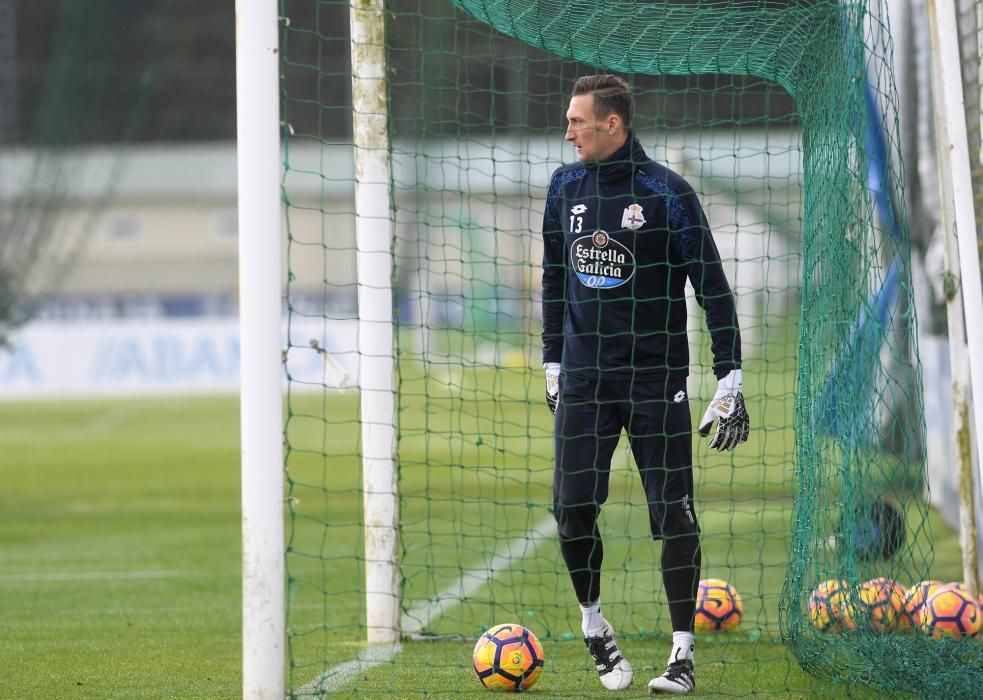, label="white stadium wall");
[3,131,801,398]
